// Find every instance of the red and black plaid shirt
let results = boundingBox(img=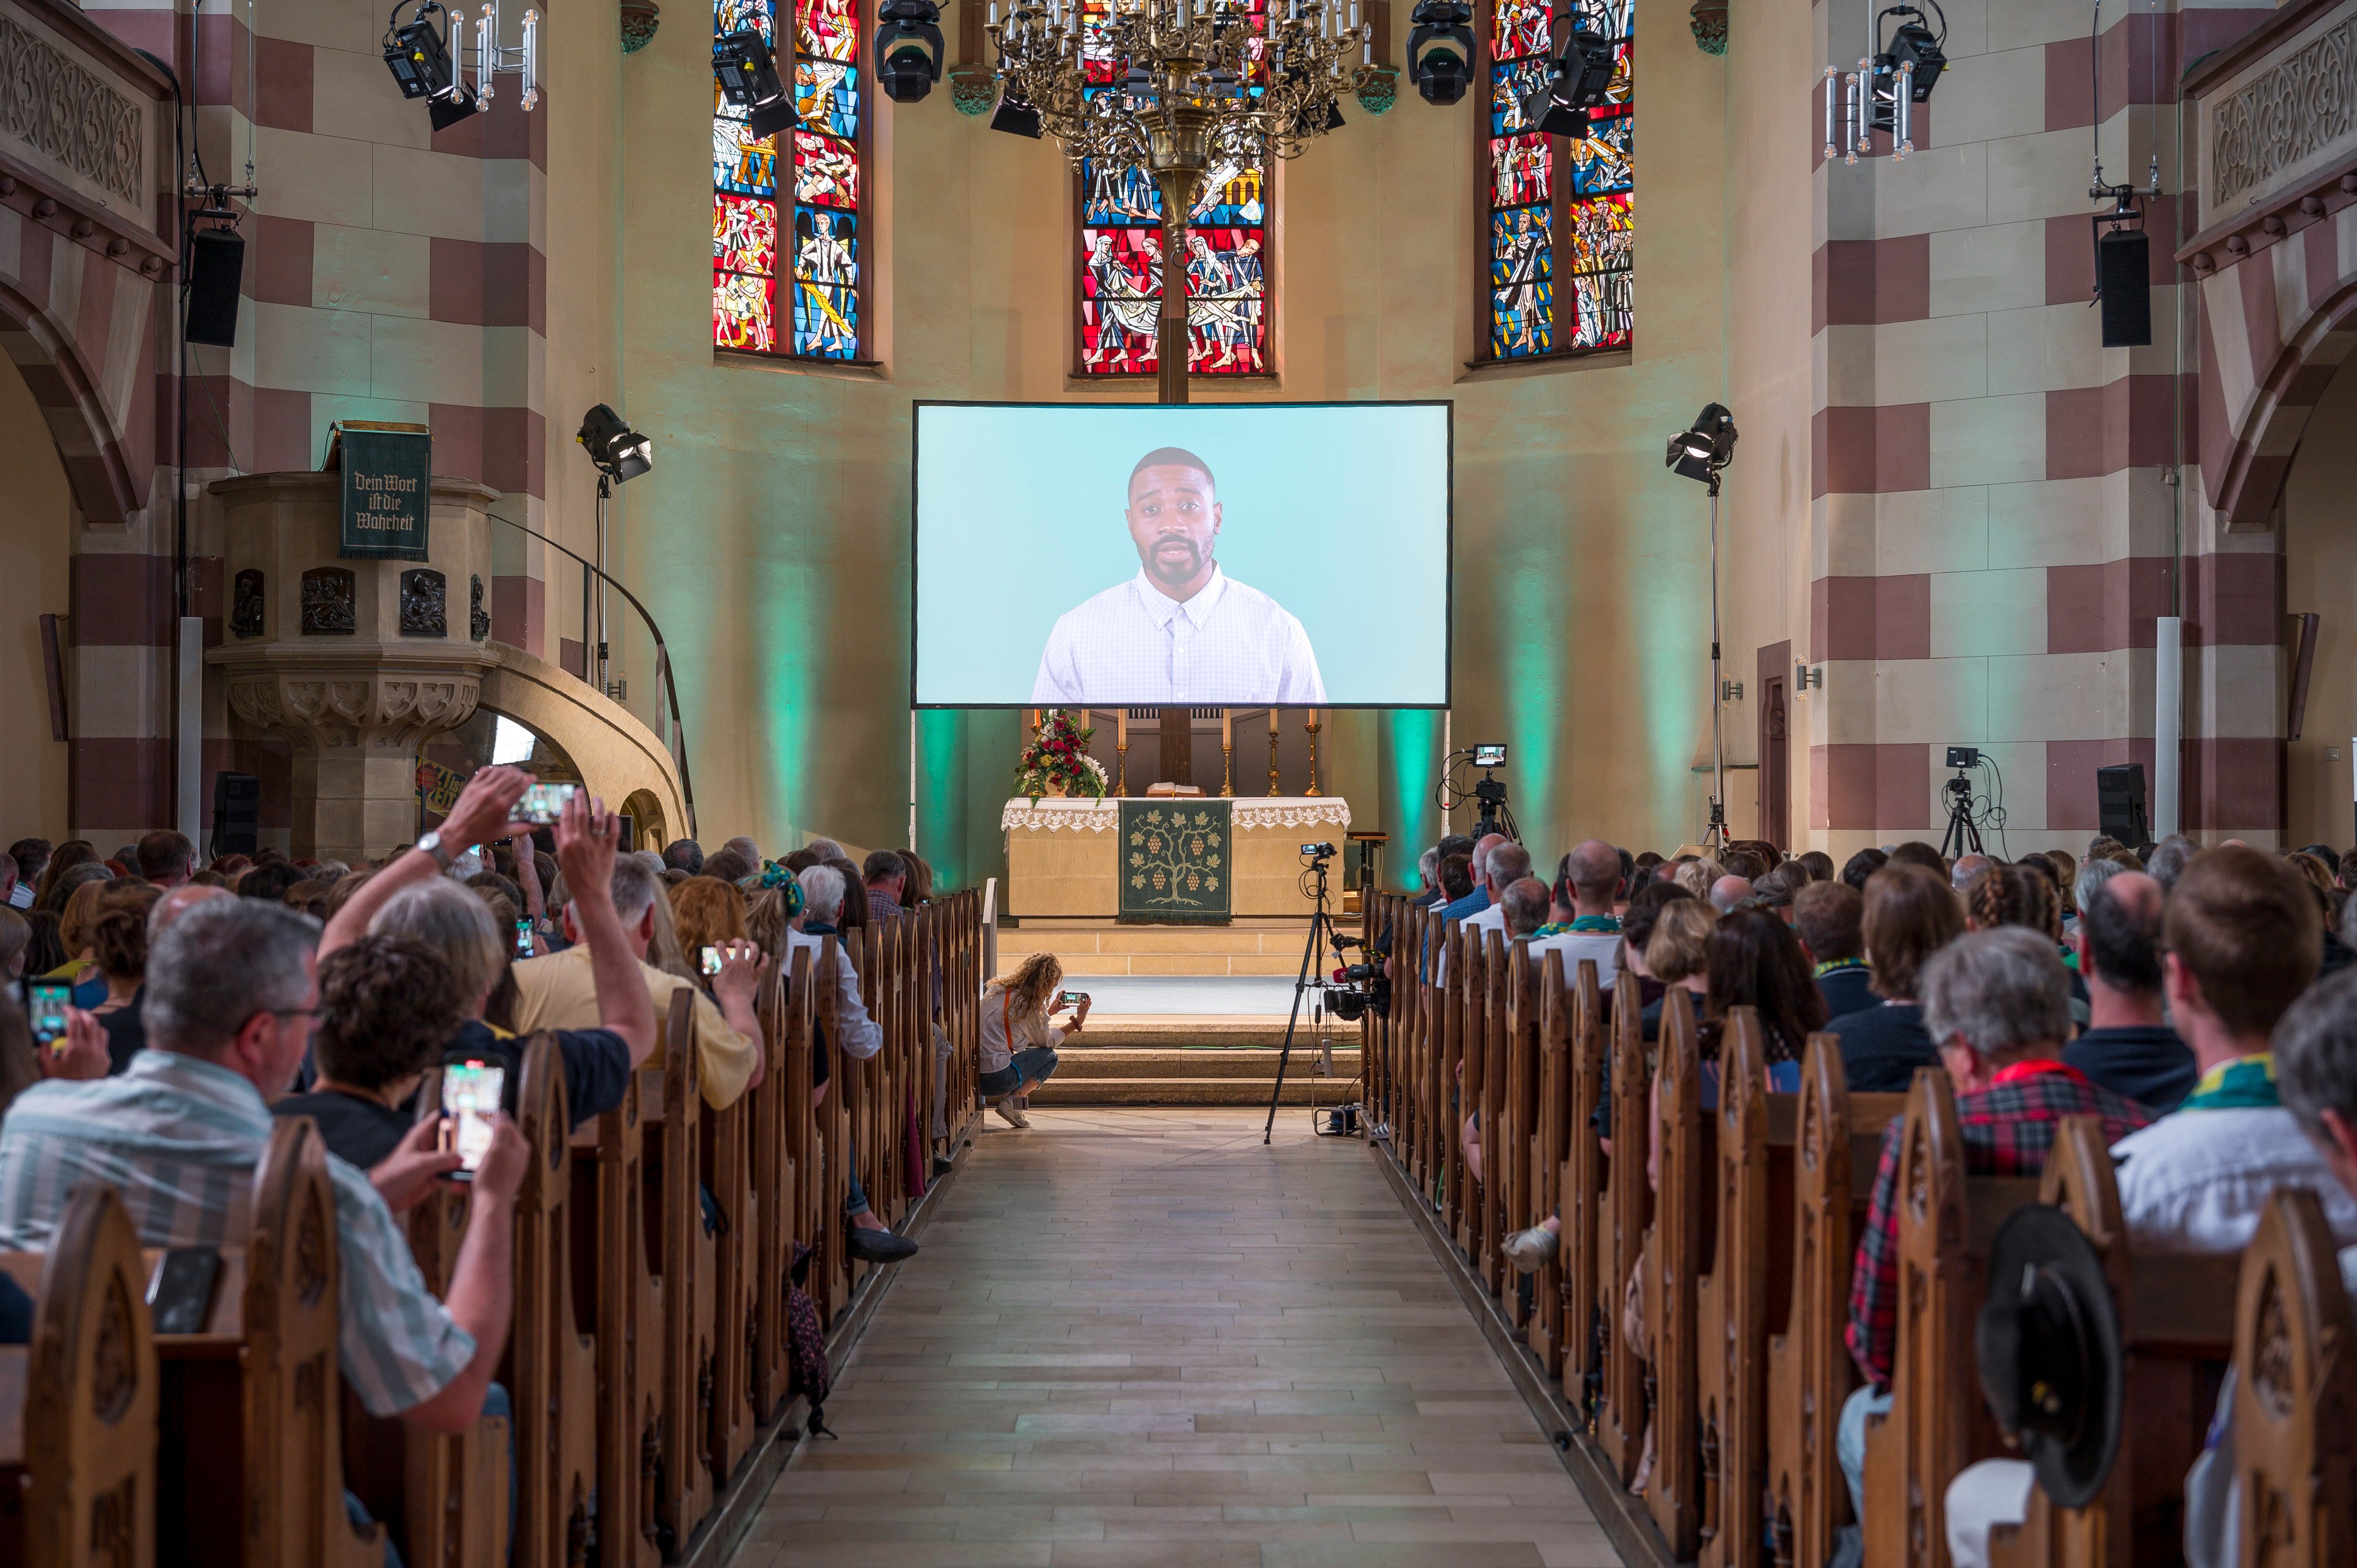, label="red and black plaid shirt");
[1845,1062,2152,1390]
